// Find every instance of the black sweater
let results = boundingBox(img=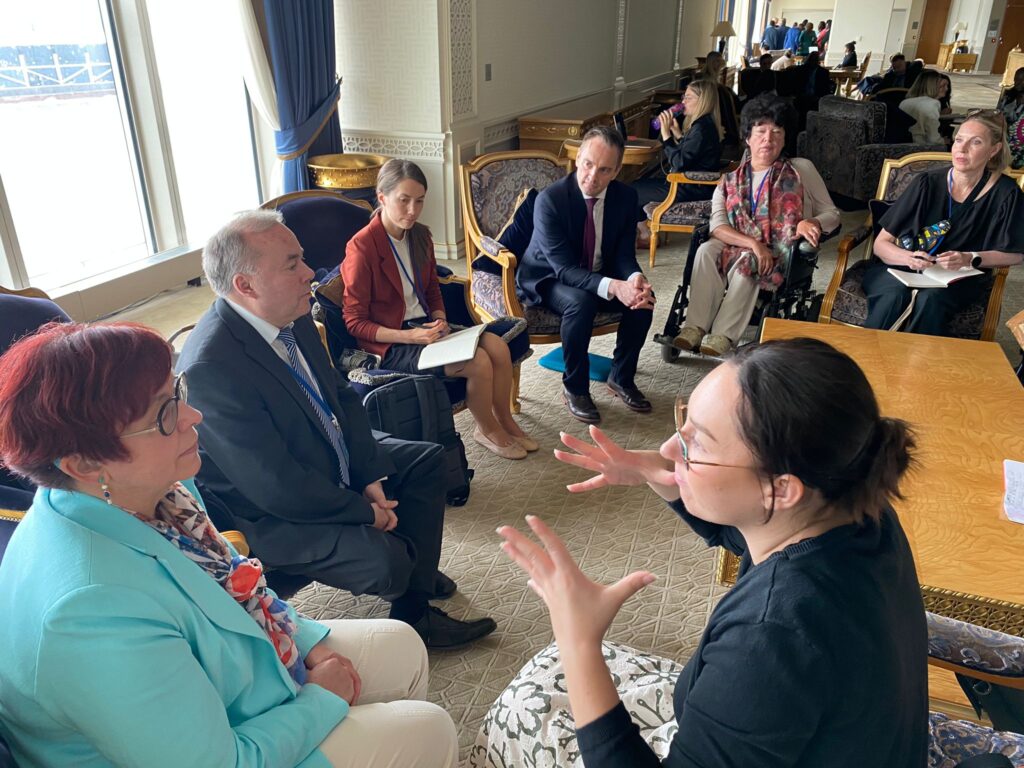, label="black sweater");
[576,501,928,768]
[663,113,722,174]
